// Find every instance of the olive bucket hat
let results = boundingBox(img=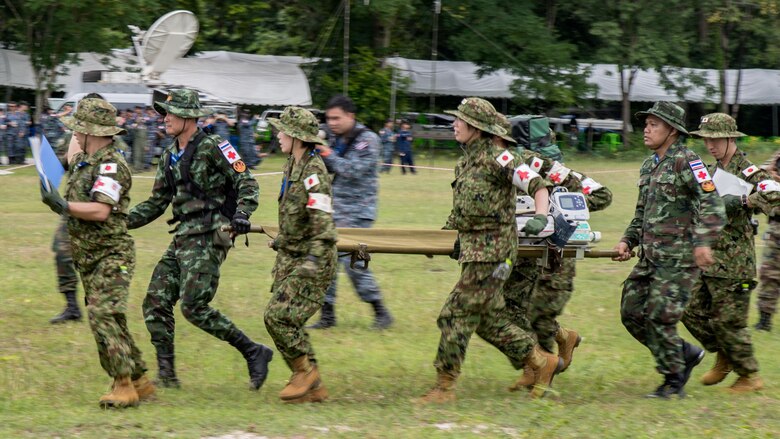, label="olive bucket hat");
[267,106,328,146]
[494,113,517,144]
[689,113,746,138]
[445,97,507,137]
[635,101,689,135]
[154,89,213,118]
[60,98,126,137]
